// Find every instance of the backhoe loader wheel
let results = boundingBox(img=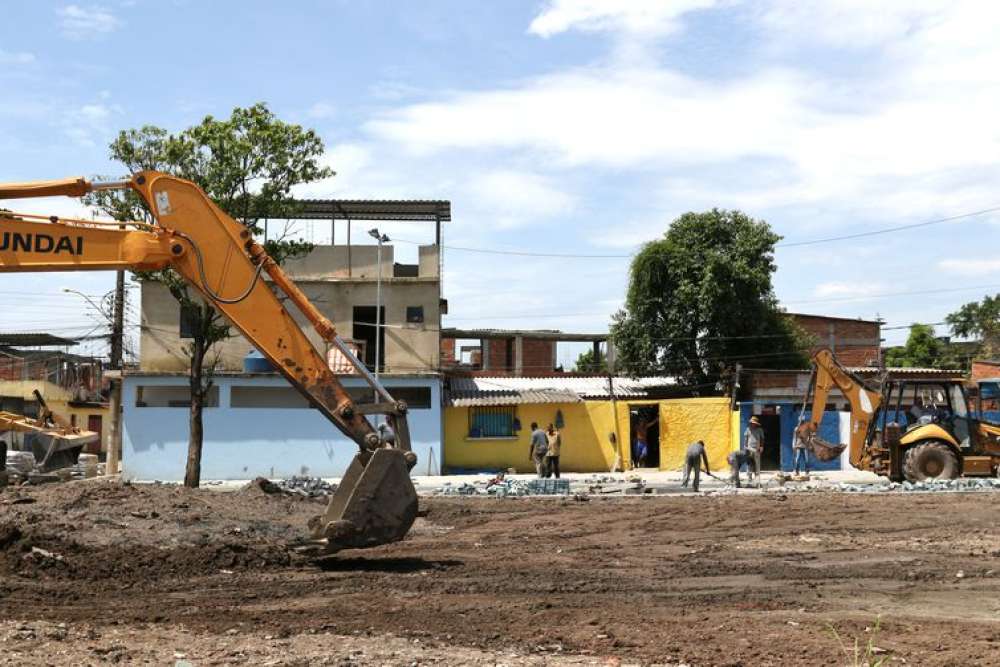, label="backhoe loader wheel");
[903,441,960,482]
